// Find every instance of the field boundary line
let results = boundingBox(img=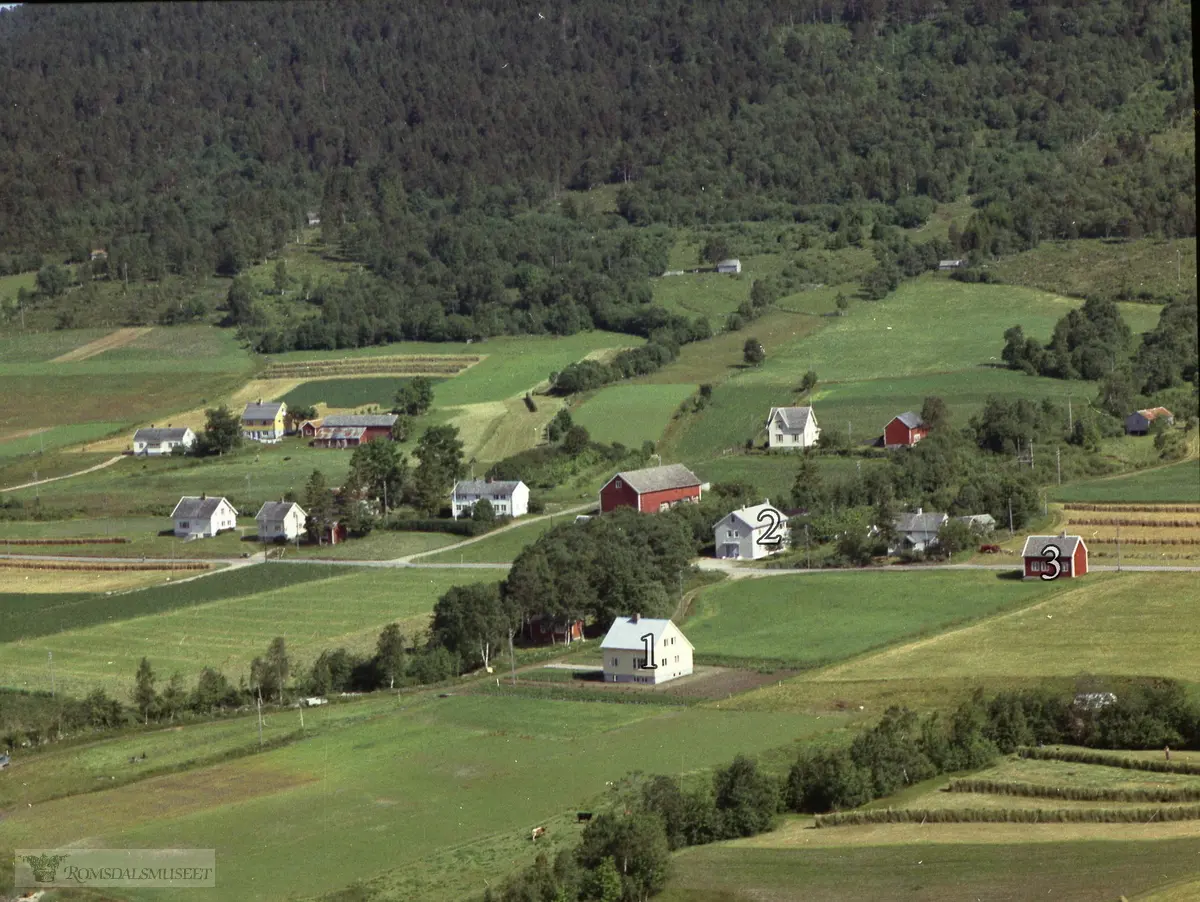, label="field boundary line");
[0,454,124,492]
[398,503,594,563]
[50,326,155,363]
